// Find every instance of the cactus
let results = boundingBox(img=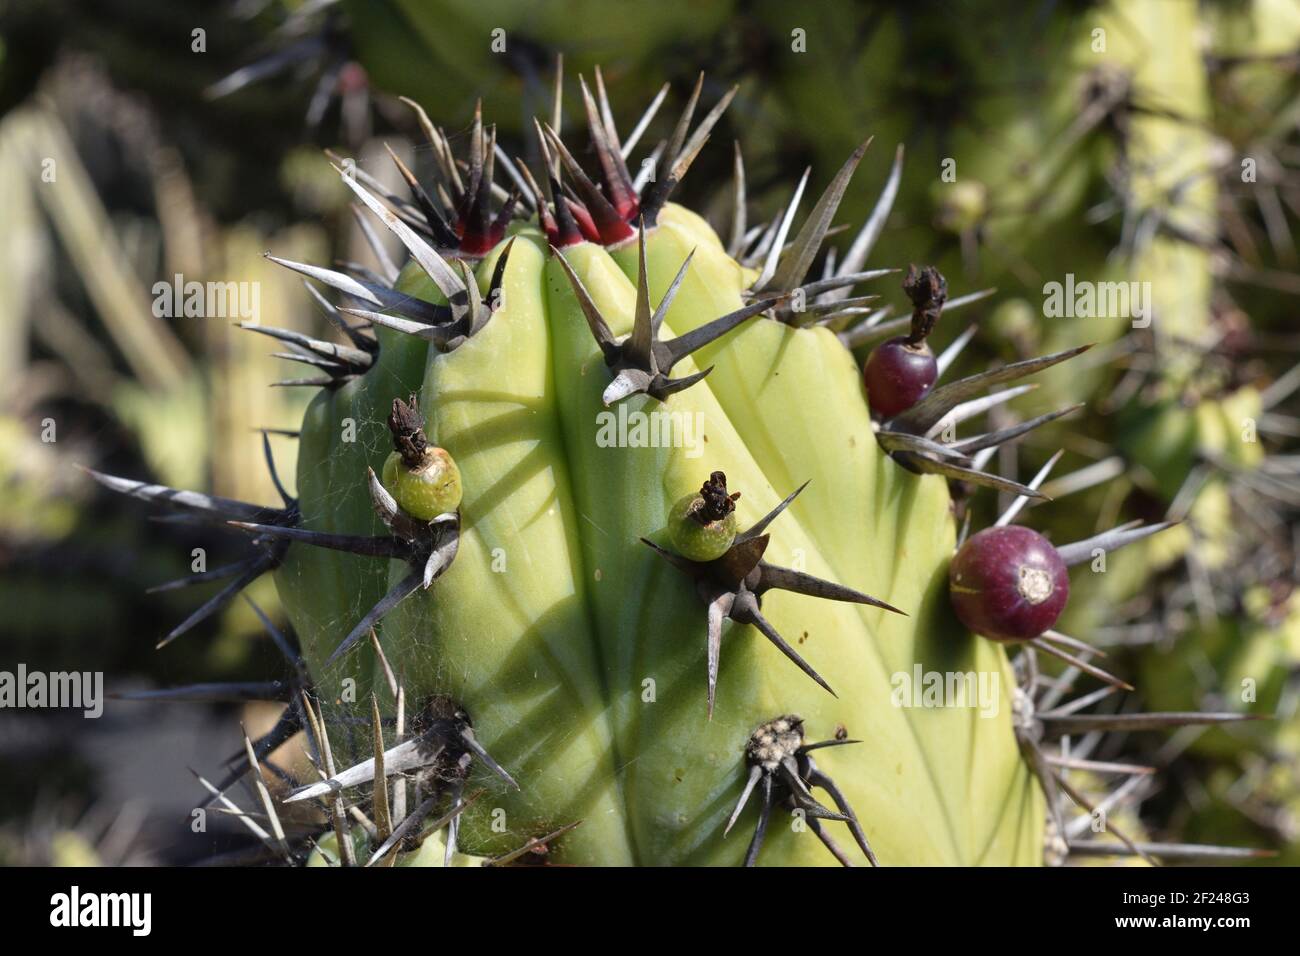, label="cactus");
[94,70,1277,867]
